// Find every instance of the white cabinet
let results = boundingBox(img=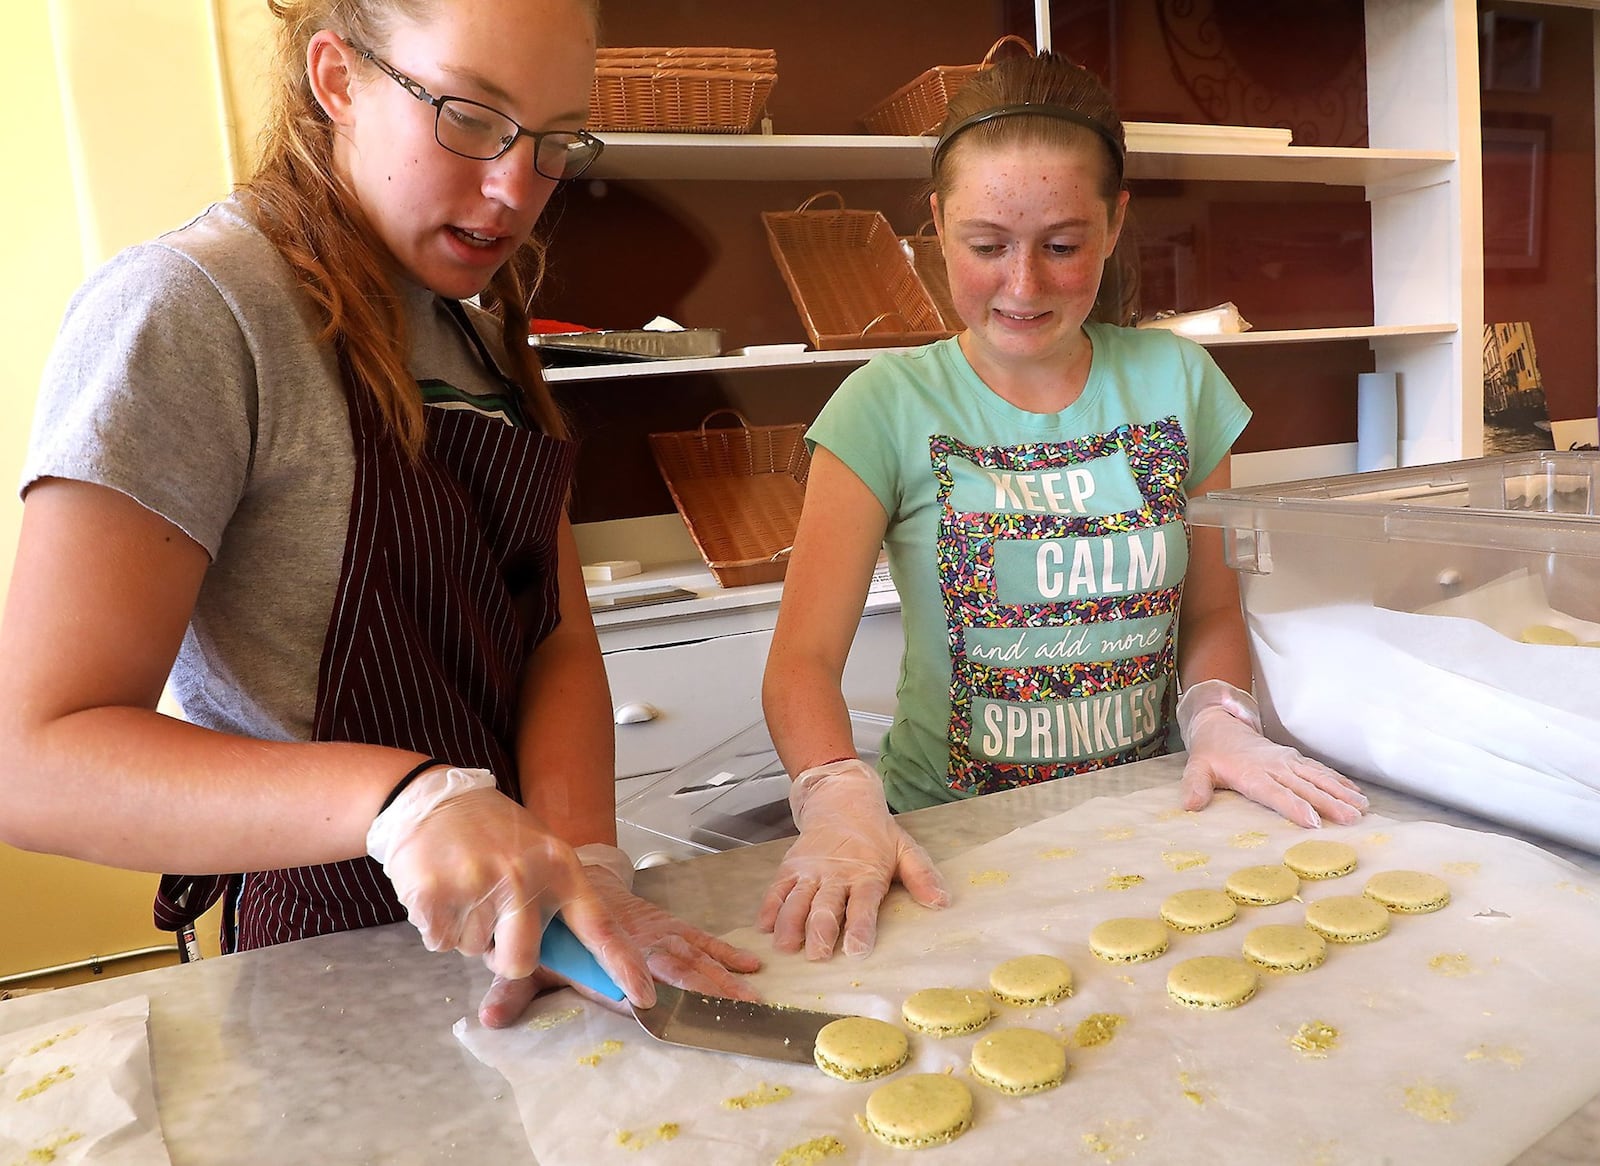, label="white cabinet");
[602,607,902,780]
